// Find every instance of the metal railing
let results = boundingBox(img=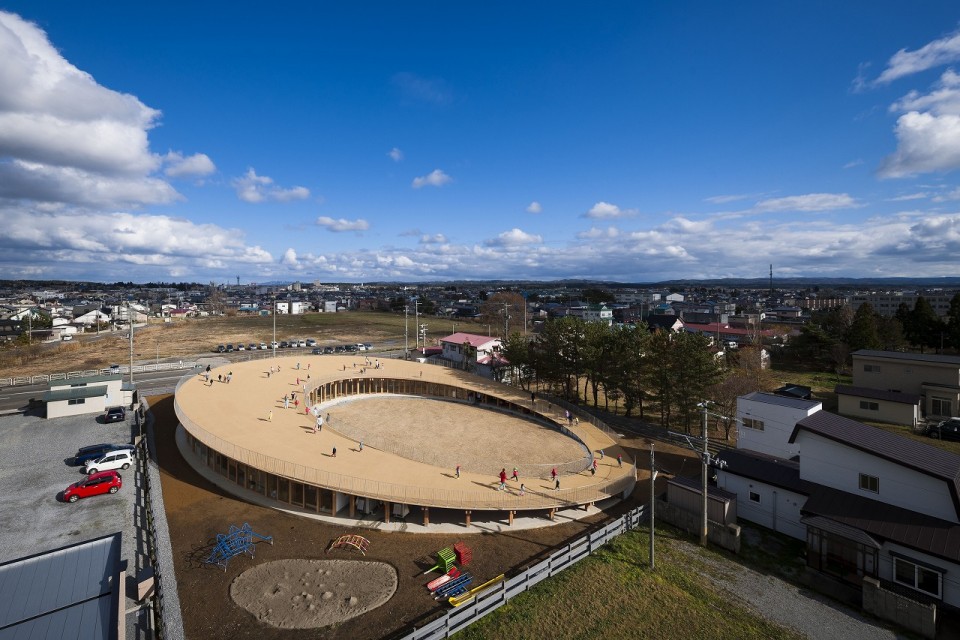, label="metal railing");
[399,505,648,639]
